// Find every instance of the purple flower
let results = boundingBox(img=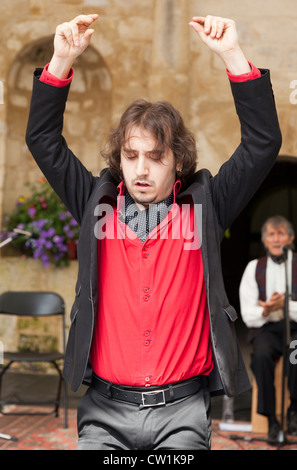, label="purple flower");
[59,213,66,220]
[40,228,56,239]
[47,227,56,238]
[66,230,74,239]
[33,247,43,258]
[28,207,36,217]
[53,235,64,244]
[41,254,50,267]
[58,243,68,252]
[33,219,46,230]
[38,235,46,245]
